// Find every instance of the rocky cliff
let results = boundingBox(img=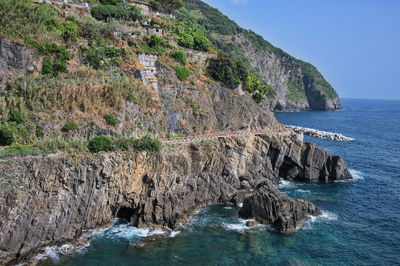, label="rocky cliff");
[0,135,351,263]
[179,0,341,111]
[0,38,37,90]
